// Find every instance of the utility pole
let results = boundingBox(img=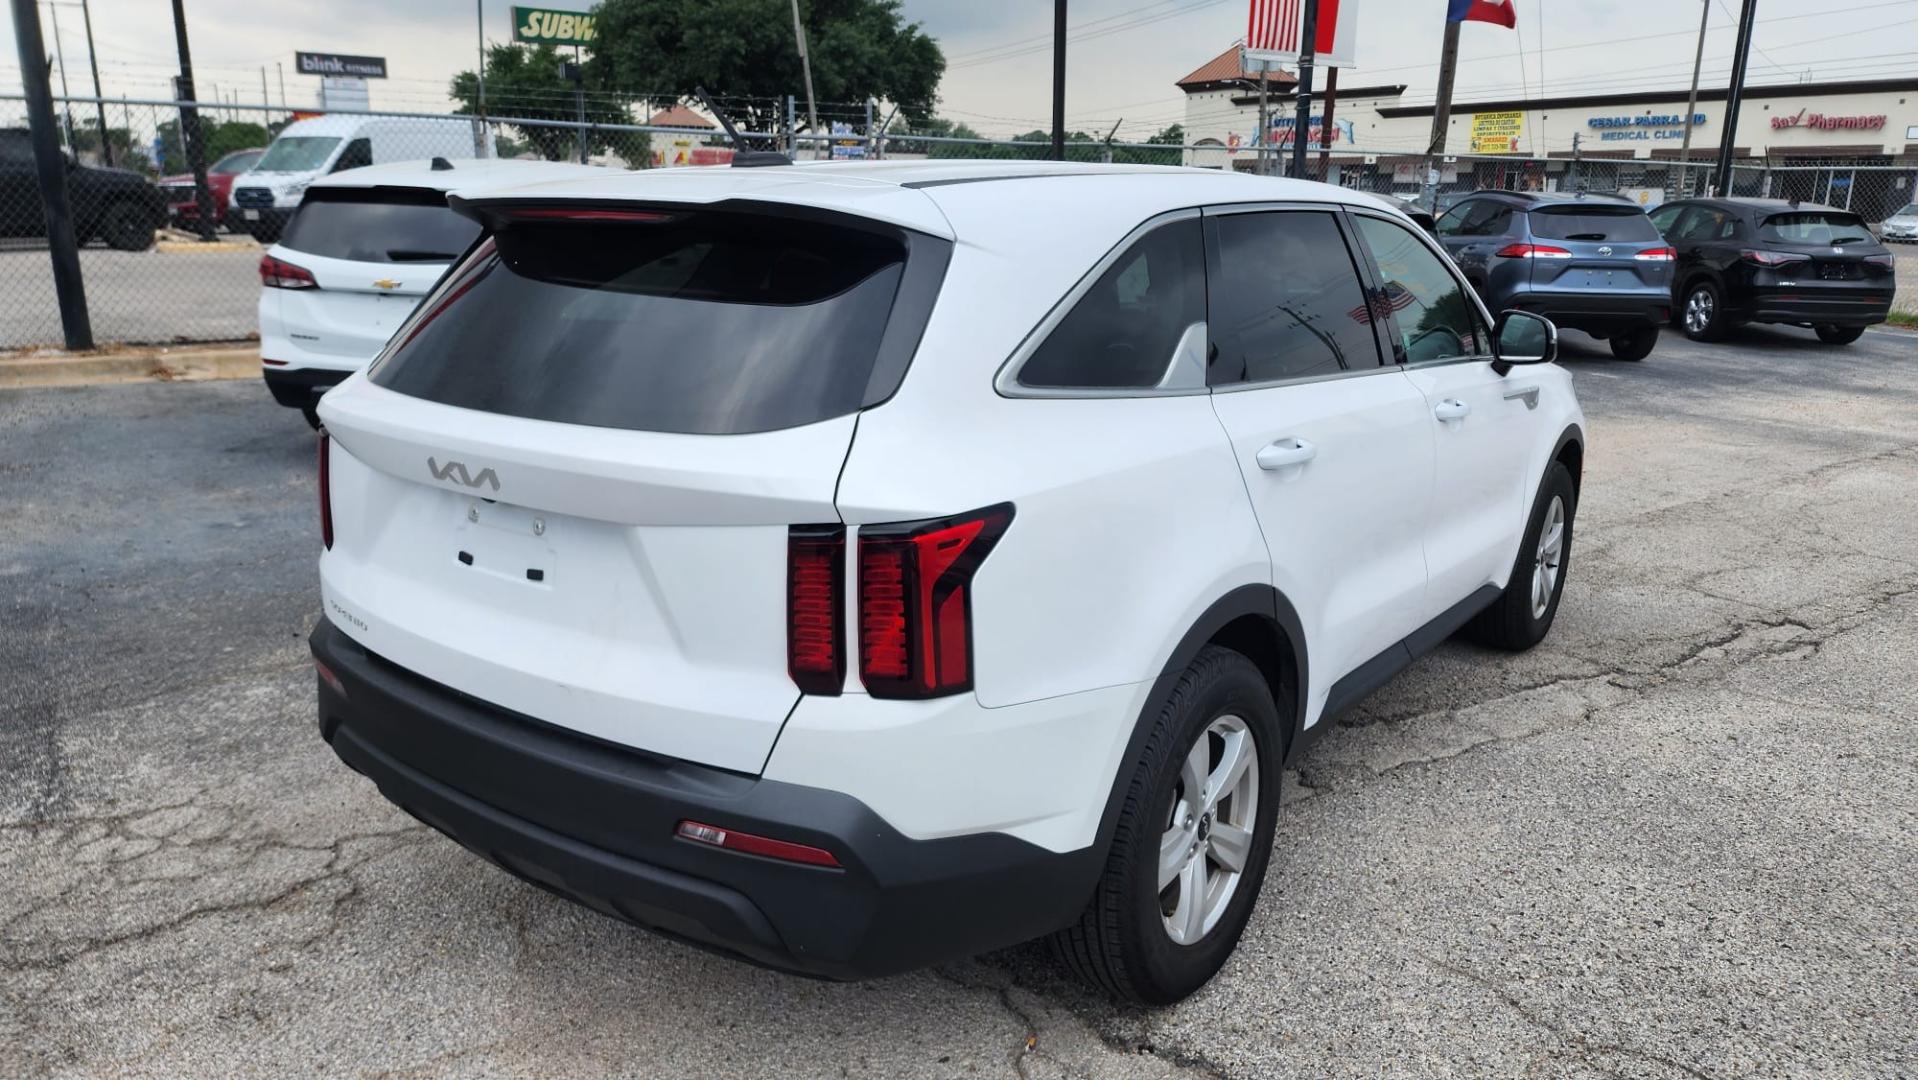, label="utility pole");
[789,0,820,157]
[259,65,268,108]
[1289,0,1319,179]
[1677,0,1710,197]
[11,0,91,348]
[1256,62,1268,176]
[75,0,109,165]
[475,0,486,121]
[1422,18,1462,210]
[276,61,285,110]
[1050,0,1066,160]
[43,1,75,148]
[1568,131,1582,191]
[1713,0,1758,196]
[169,0,215,240]
[1101,116,1121,163]
[1318,64,1339,182]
